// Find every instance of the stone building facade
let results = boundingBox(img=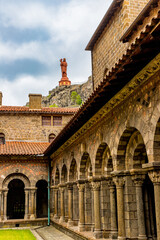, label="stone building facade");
[0,1,160,240]
[0,93,77,225]
[45,0,160,240]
